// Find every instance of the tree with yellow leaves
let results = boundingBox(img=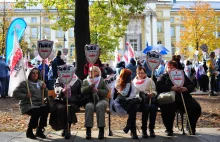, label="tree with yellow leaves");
[176,1,220,59]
